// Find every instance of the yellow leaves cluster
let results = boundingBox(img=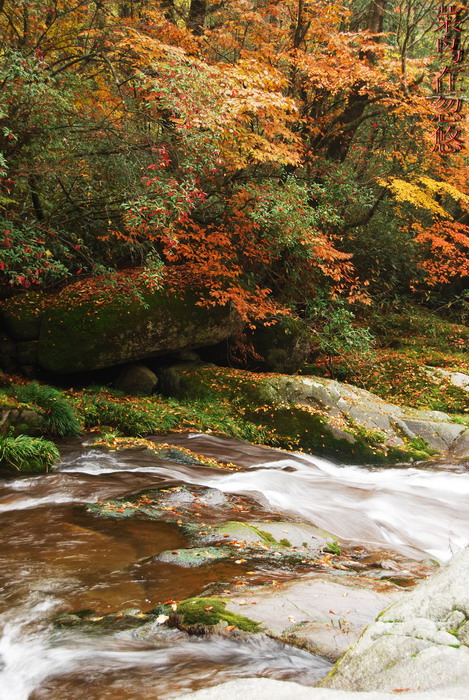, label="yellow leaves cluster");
[417,177,469,210]
[378,176,469,219]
